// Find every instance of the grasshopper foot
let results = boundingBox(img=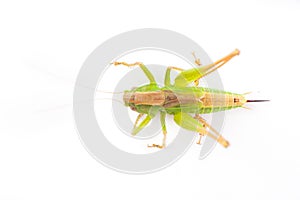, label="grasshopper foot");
[148,129,167,149]
[192,52,202,66]
[196,133,204,145]
[147,144,165,149]
[112,61,142,67]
